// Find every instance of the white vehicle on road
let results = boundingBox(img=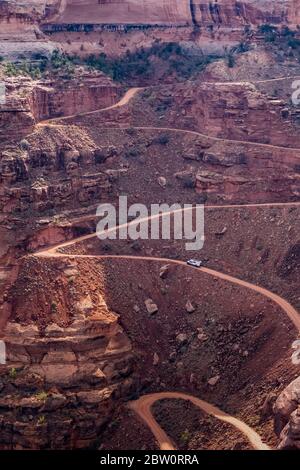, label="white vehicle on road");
[187,259,202,268]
